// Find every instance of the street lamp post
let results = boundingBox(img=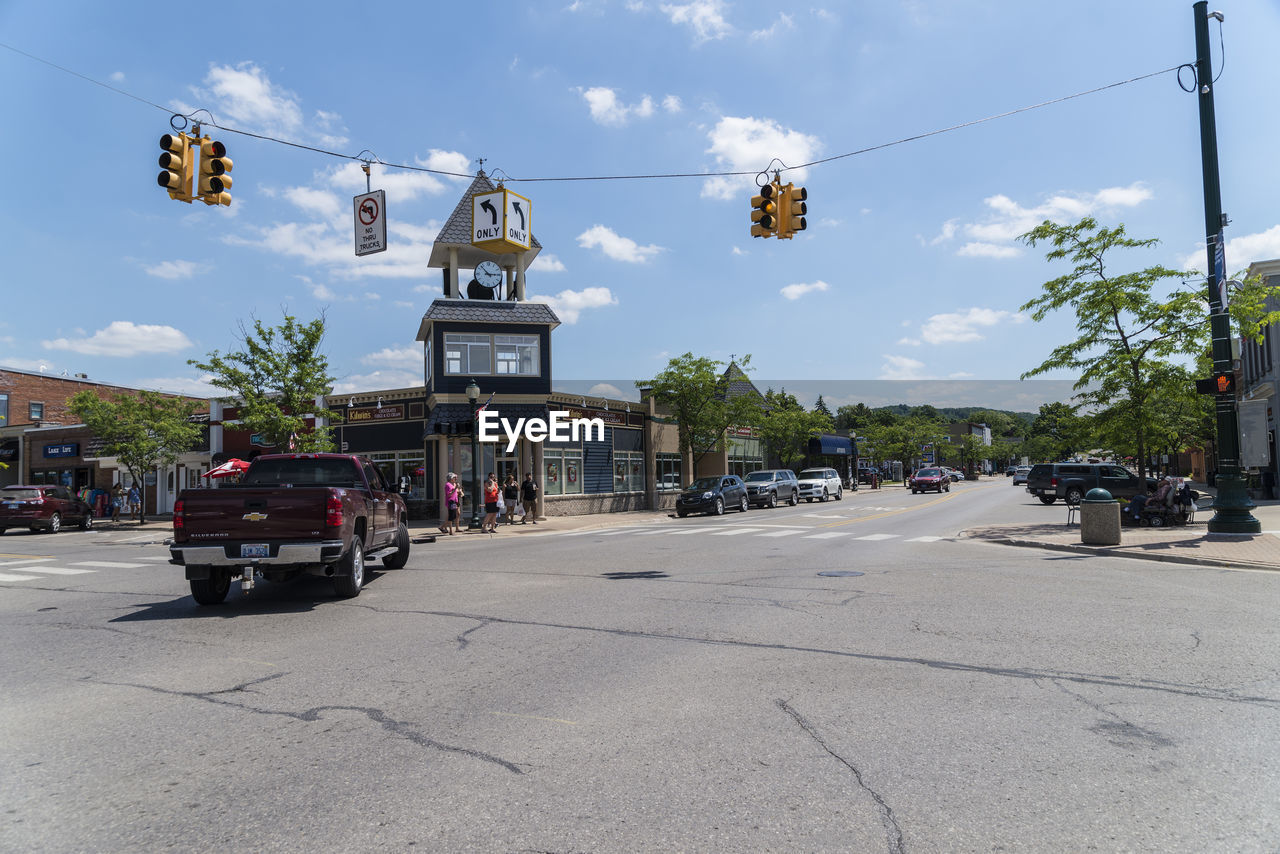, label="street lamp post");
[466,379,482,530]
